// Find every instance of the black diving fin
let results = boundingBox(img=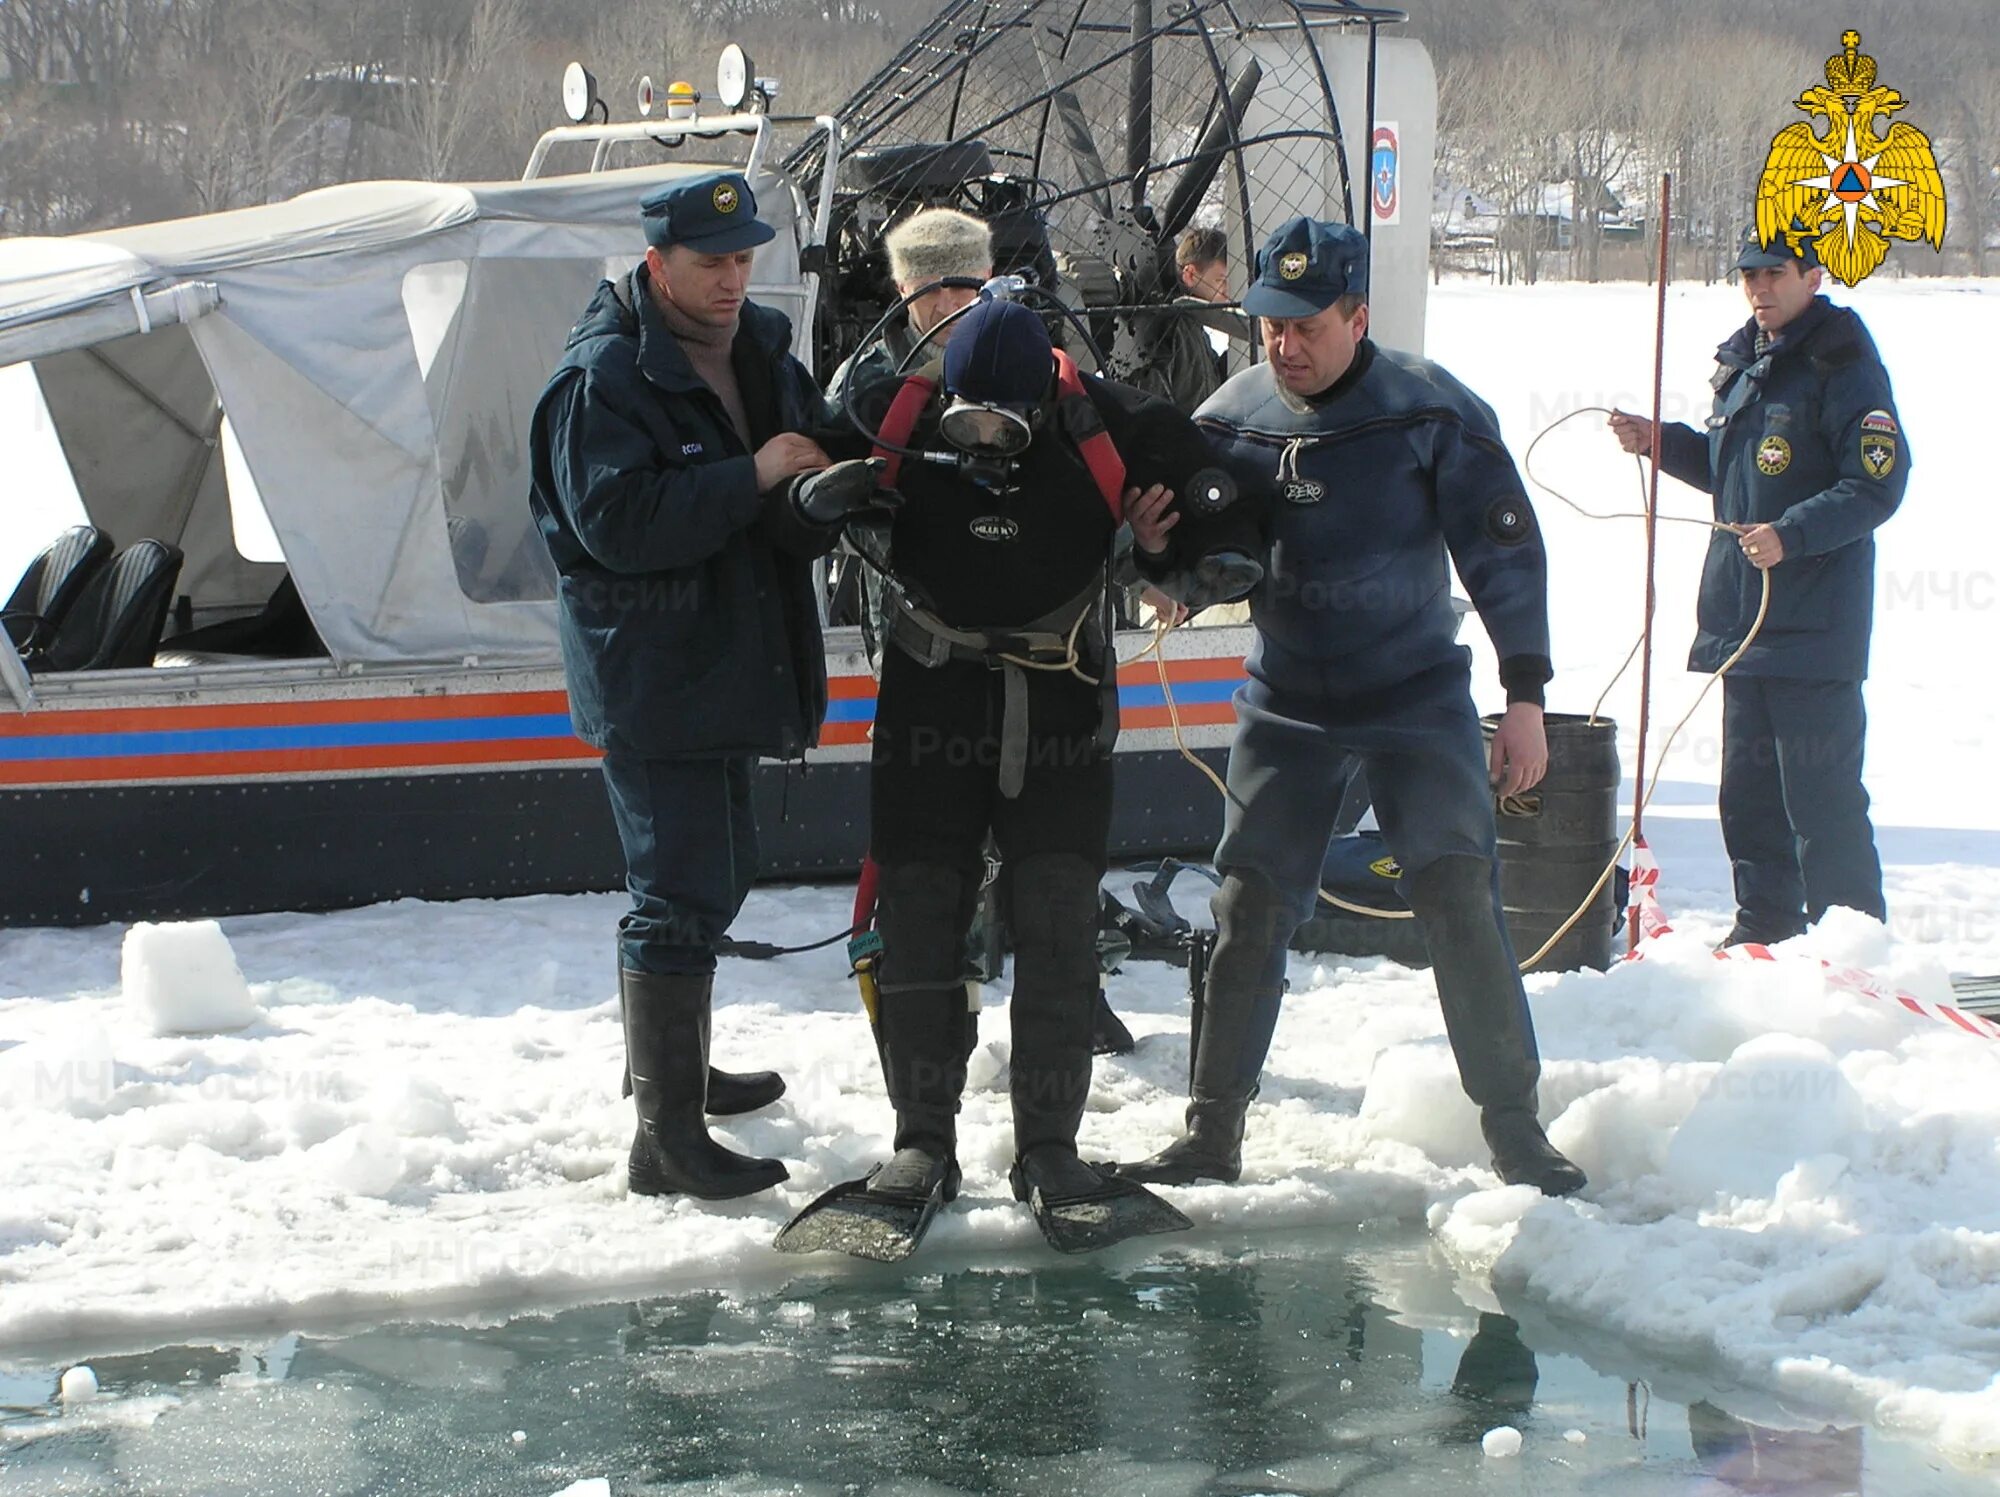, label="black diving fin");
[773,1148,960,1263]
[1009,1147,1193,1255]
